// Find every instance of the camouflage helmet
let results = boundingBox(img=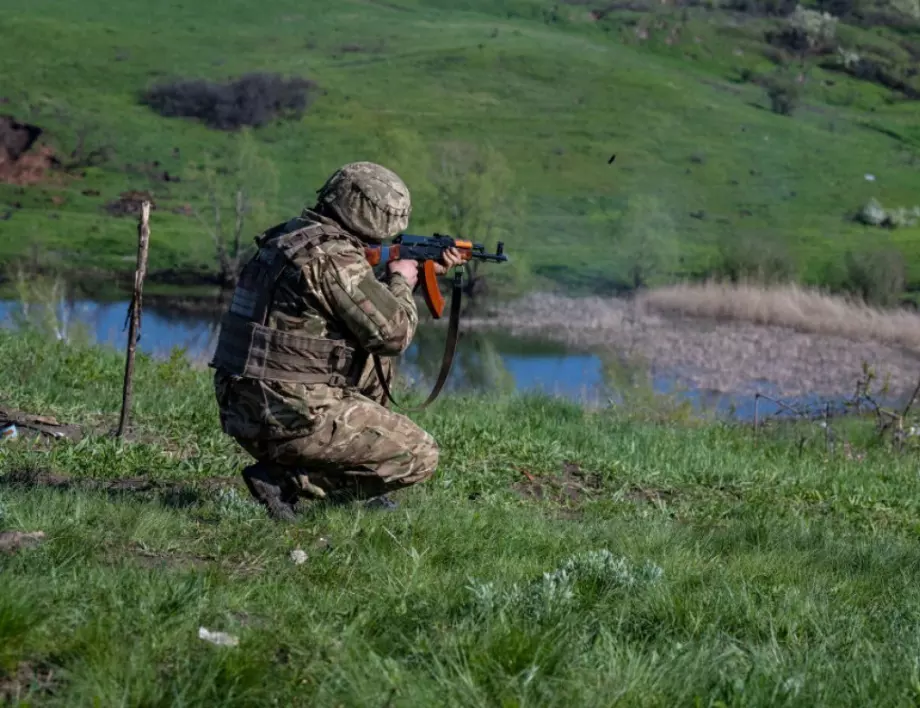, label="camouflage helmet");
[314,161,411,243]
